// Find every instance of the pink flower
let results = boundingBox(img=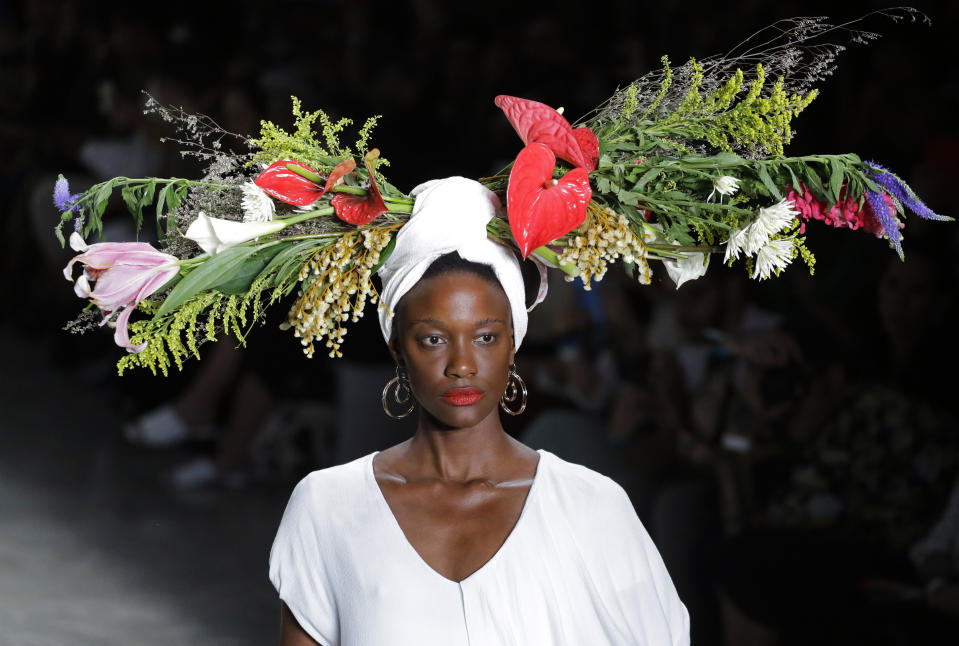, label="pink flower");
[63,232,180,352]
[786,184,893,238]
